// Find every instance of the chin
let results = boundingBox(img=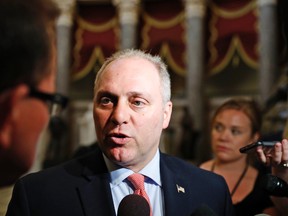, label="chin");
[109,149,134,164]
